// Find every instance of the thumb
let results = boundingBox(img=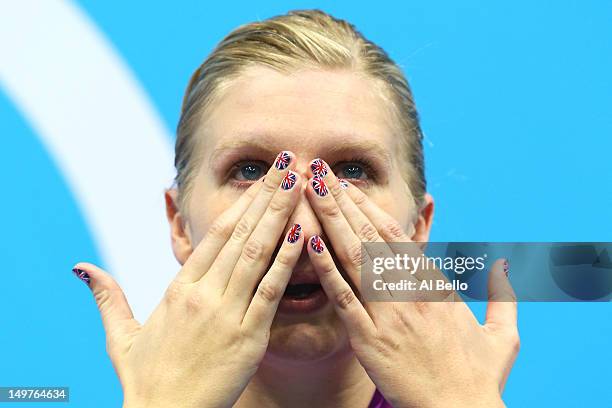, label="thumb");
[72,262,139,339]
[485,258,517,330]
